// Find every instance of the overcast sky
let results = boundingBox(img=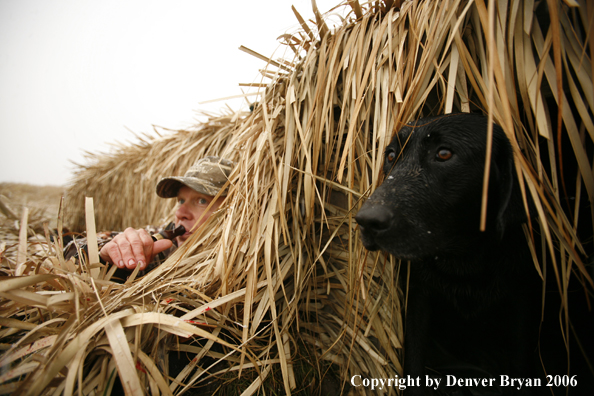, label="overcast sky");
[0,0,345,186]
